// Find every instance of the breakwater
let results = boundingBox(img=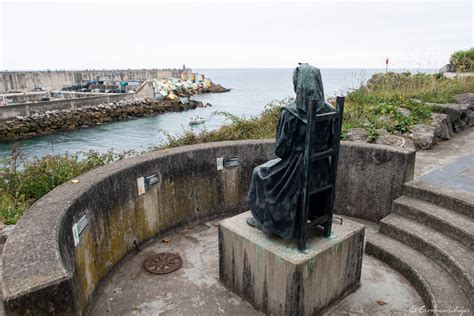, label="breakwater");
[0,94,132,121]
[0,98,204,142]
[0,69,187,92]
